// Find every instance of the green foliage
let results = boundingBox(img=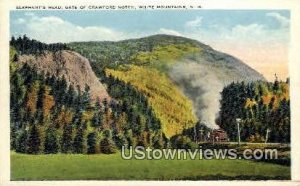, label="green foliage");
[113,133,127,149]
[10,62,167,154]
[68,34,206,71]
[87,132,96,154]
[170,122,212,148]
[219,80,290,143]
[69,35,201,139]
[44,127,59,154]
[15,130,28,153]
[100,138,117,154]
[73,128,84,153]
[106,65,197,138]
[103,129,112,138]
[171,136,193,149]
[26,124,41,154]
[131,43,200,72]
[10,35,68,55]
[61,124,73,153]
